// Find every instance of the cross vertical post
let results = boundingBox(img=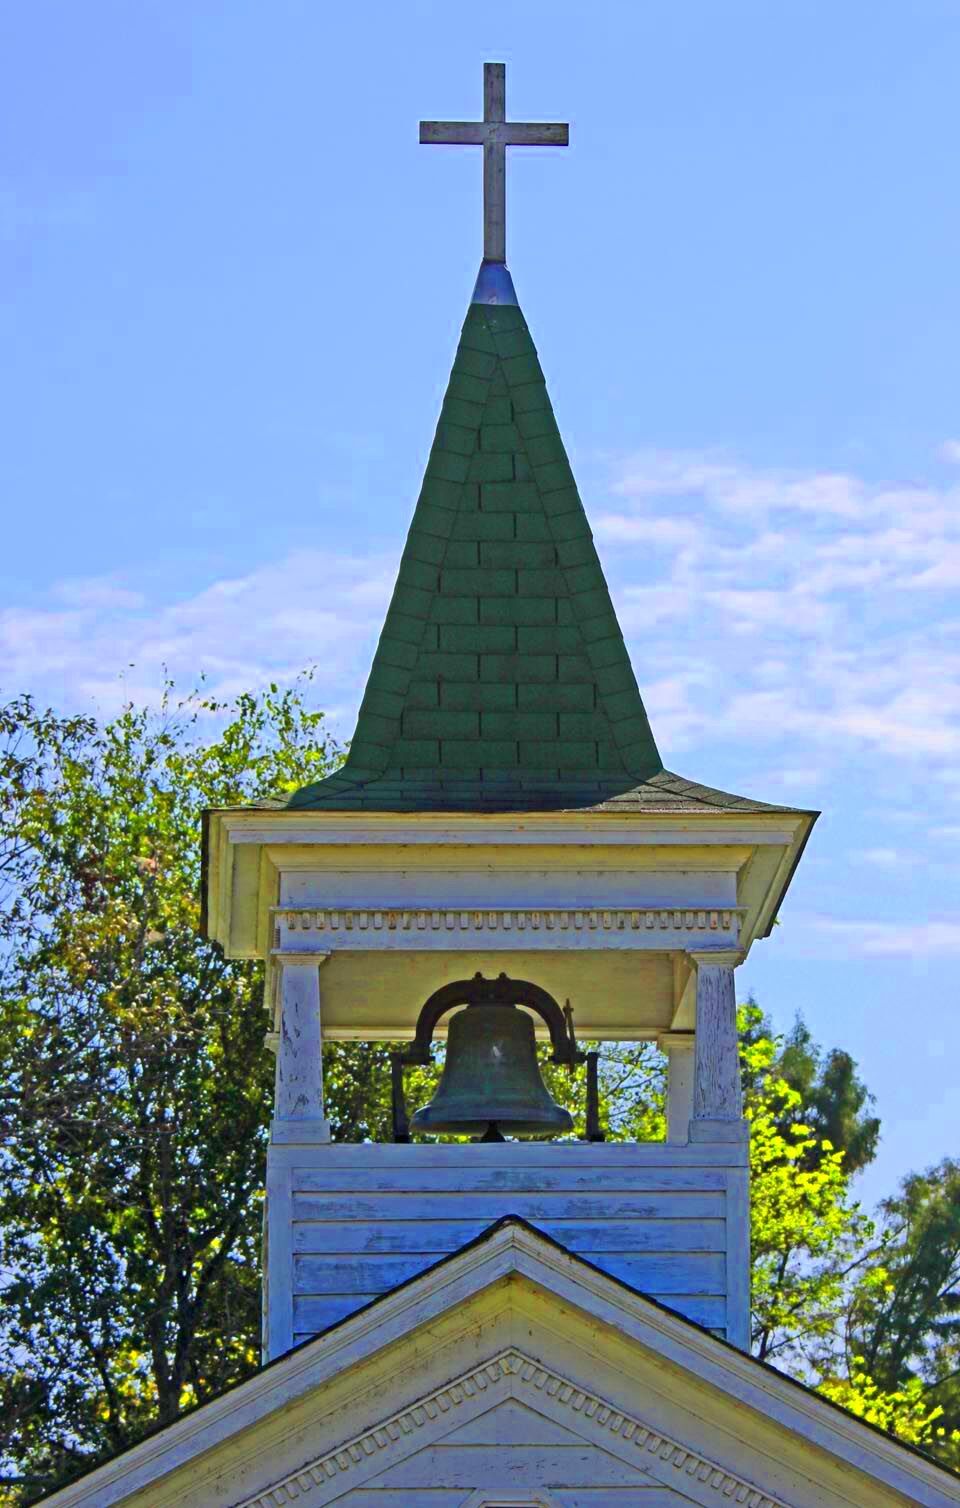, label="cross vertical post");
[420,62,568,264]
[484,63,506,262]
